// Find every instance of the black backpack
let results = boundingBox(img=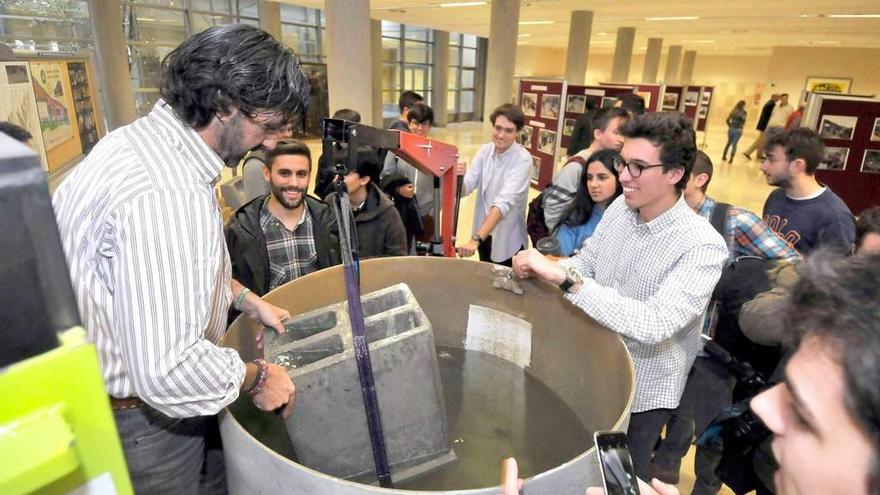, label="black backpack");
[526,156,586,246]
